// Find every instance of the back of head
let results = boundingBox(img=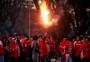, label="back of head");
[43,37,46,42]
[33,36,38,40]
